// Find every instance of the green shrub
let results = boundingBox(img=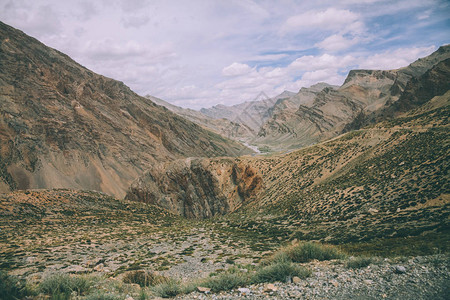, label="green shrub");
[346,256,378,269]
[39,273,92,298]
[151,279,182,298]
[285,242,346,263]
[261,251,291,266]
[203,272,248,292]
[0,270,29,299]
[123,270,168,287]
[251,262,311,284]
